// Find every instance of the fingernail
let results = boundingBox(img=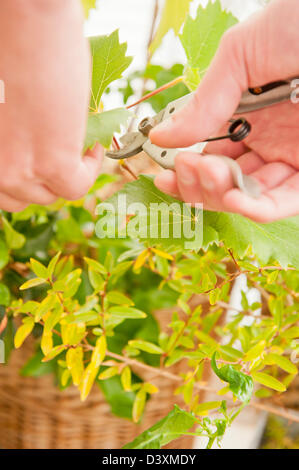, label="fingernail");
[178,164,198,186]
